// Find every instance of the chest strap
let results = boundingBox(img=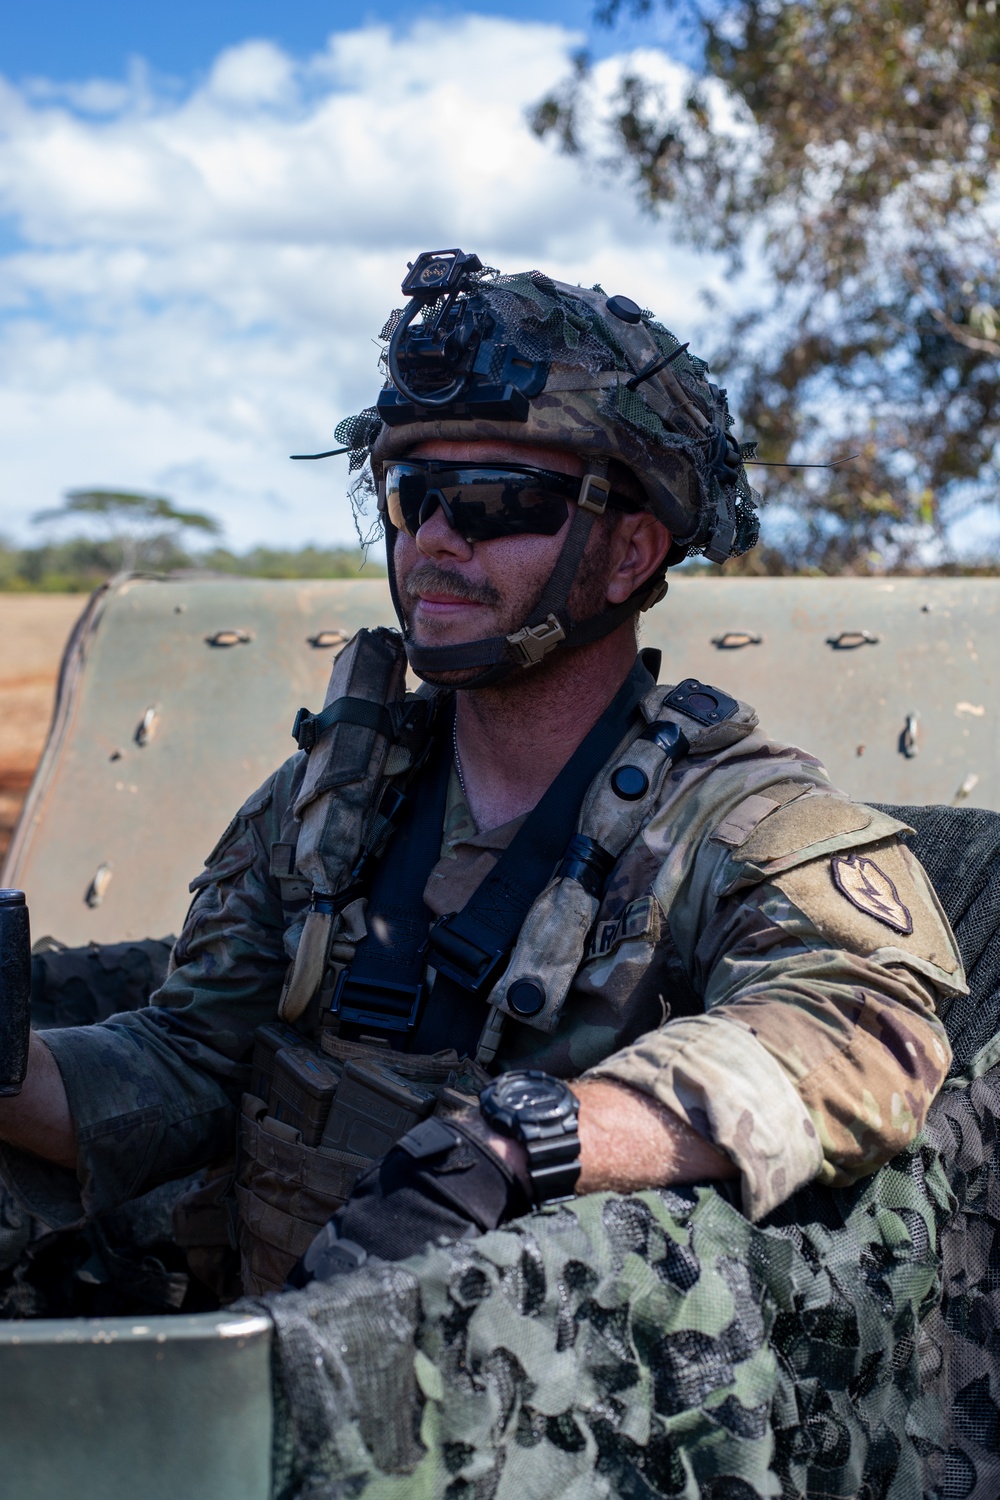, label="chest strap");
[427,657,653,997]
[327,657,654,1056]
[329,738,452,1041]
